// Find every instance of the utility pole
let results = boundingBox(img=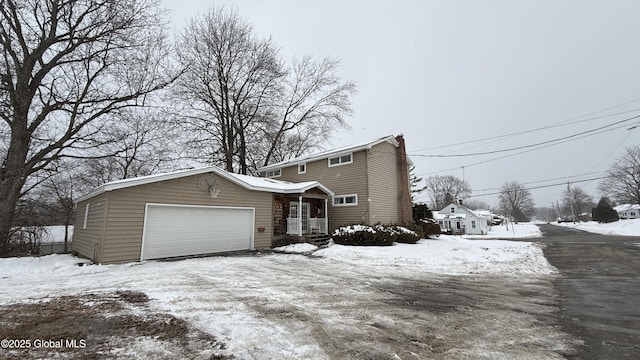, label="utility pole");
[567,181,576,222]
